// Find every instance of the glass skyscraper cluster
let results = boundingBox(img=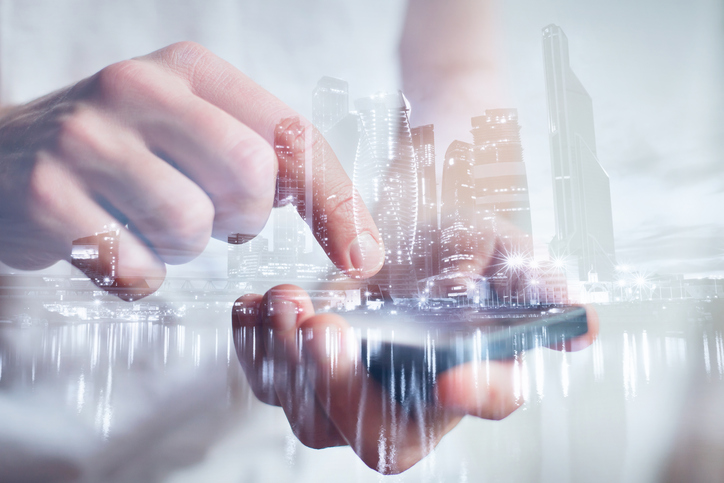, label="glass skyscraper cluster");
[226,74,569,306]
